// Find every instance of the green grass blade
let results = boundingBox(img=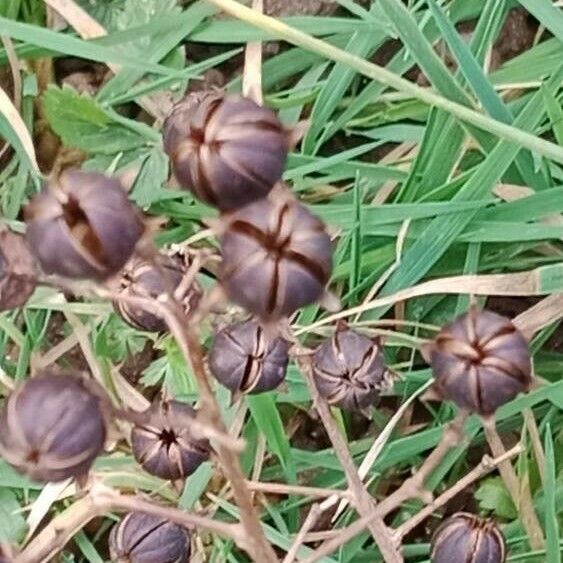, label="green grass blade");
[543,424,561,563]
